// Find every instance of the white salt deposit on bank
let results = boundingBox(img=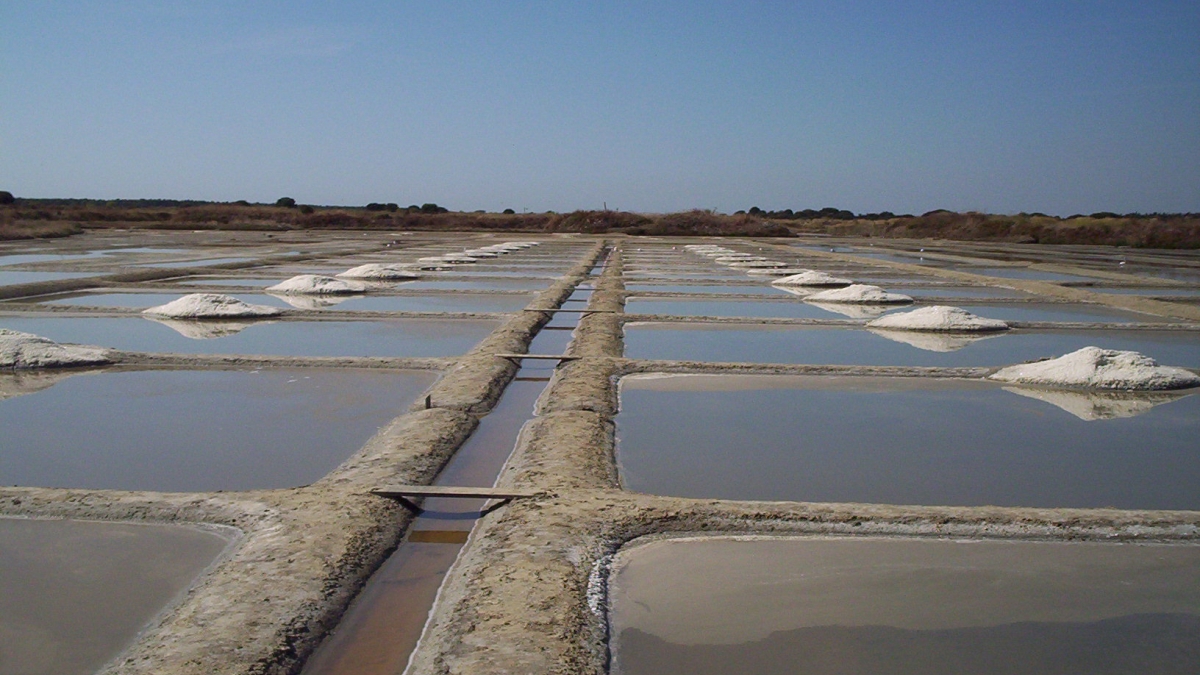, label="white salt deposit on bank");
[990,346,1200,390]
[771,271,853,287]
[0,329,112,369]
[142,293,284,319]
[336,264,420,280]
[265,275,367,295]
[867,328,1002,352]
[866,305,1008,332]
[804,284,913,304]
[1002,385,1192,421]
